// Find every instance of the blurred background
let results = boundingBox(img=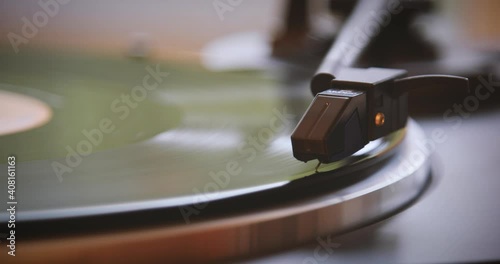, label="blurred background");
[0,0,284,62]
[1,0,498,63]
